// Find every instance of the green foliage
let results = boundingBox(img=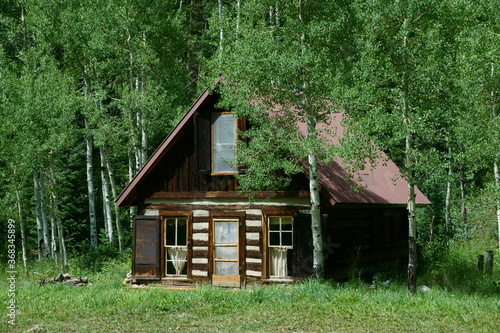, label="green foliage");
[420,239,499,295]
[70,232,130,274]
